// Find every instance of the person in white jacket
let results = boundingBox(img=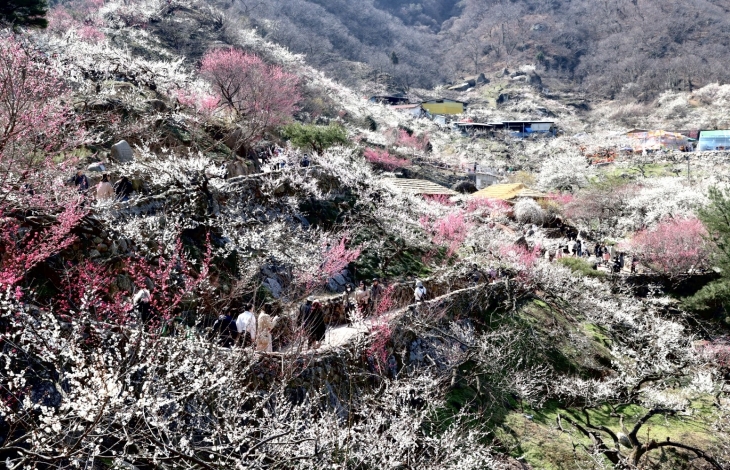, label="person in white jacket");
[414,281,427,302]
[236,305,256,347]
